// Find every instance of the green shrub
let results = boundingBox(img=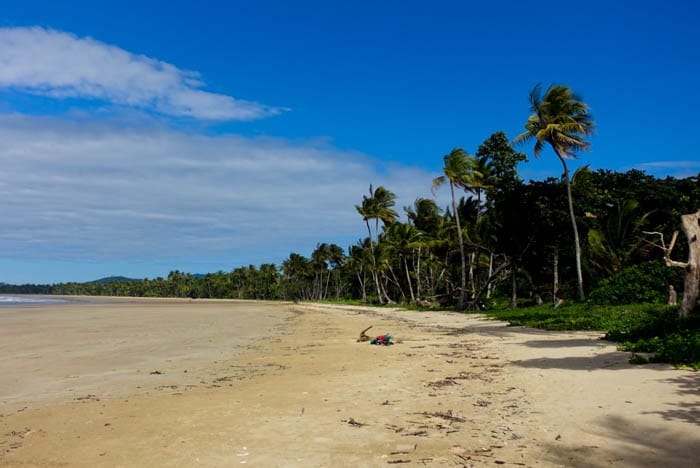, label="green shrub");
[619,331,700,369]
[589,260,683,305]
[482,301,700,368]
[604,306,682,342]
